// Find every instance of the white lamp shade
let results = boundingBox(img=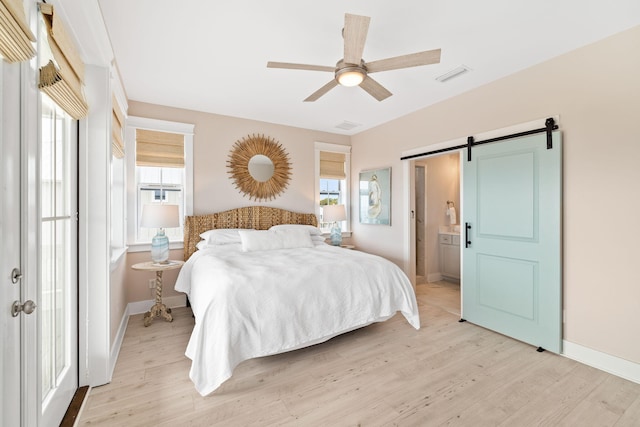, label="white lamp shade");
[323,204,346,222]
[140,204,180,228]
